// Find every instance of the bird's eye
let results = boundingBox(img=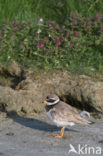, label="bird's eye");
[46,96,49,100]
